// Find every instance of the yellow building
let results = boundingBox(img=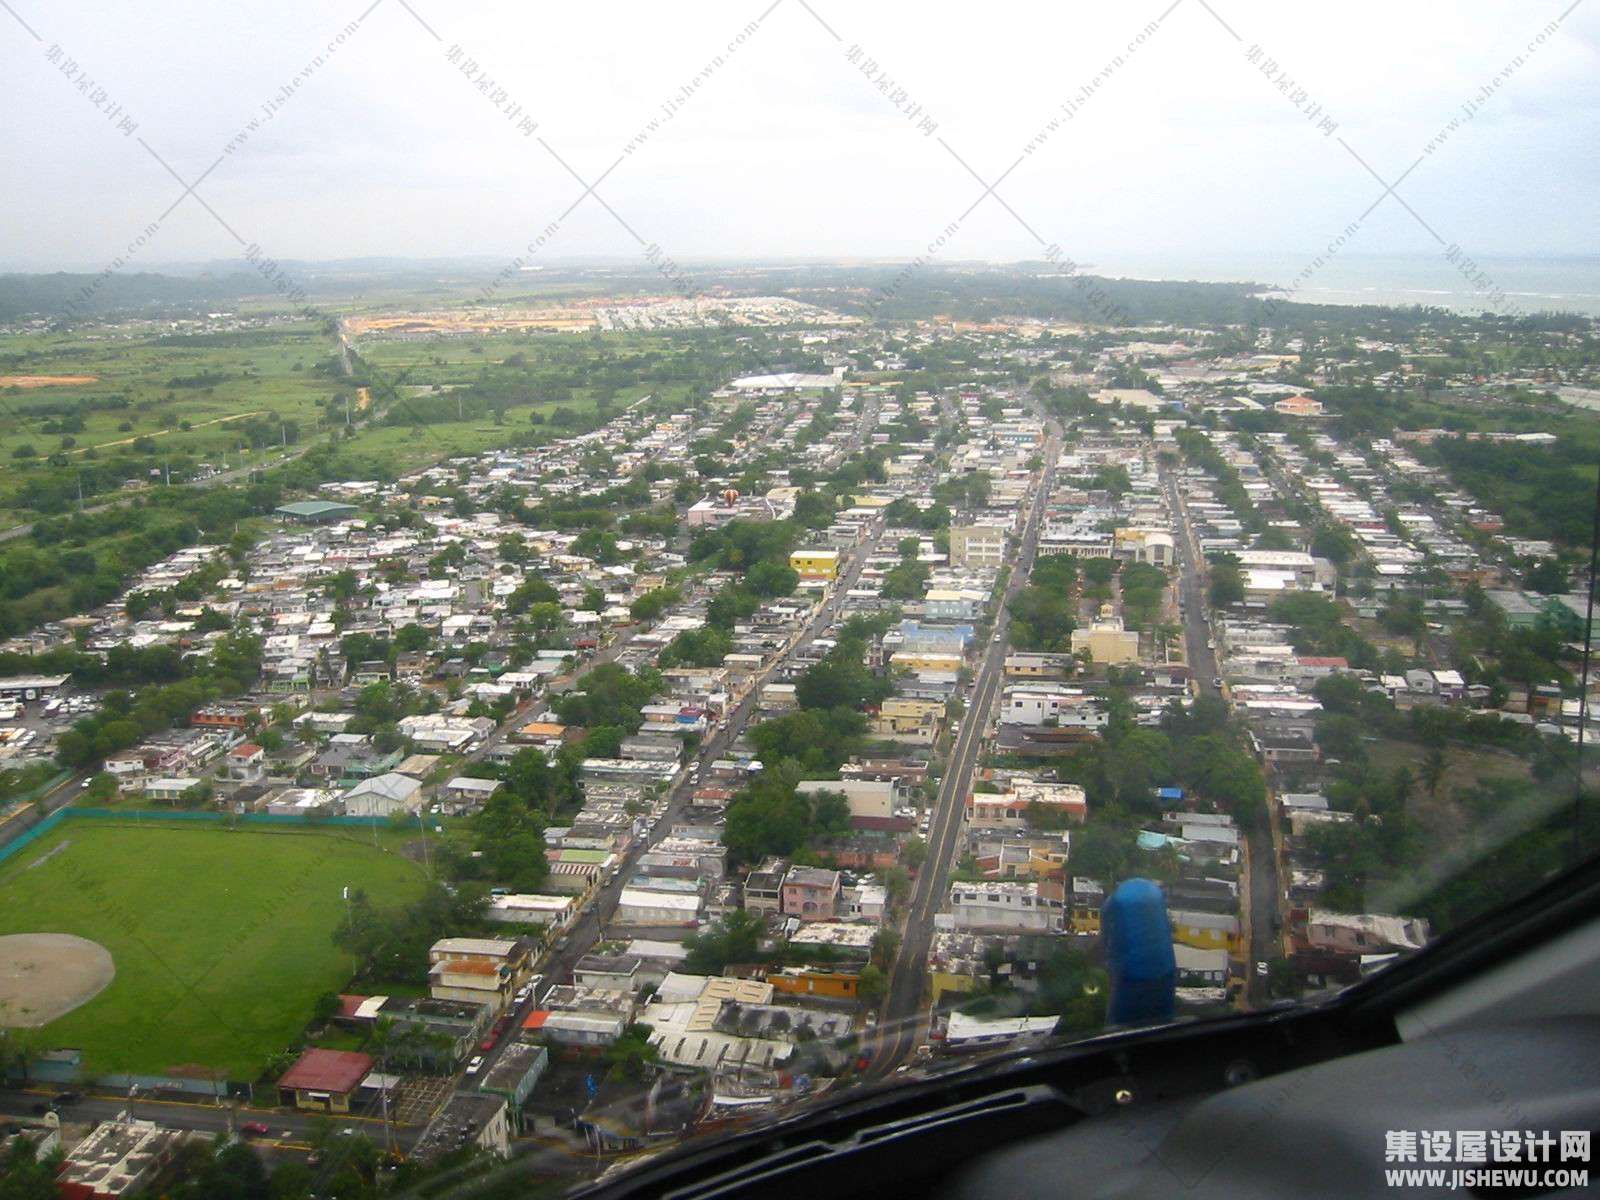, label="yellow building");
[930,968,981,1004]
[871,697,943,743]
[1113,527,1175,566]
[1004,653,1070,679]
[1170,910,1242,955]
[1070,607,1140,665]
[889,650,964,673]
[790,549,841,580]
[767,968,860,1000]
[949,524,1007,568]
